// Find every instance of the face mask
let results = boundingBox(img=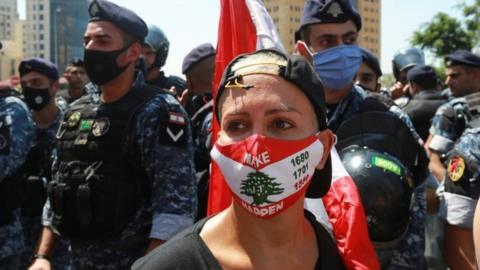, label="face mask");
[310,44,362,91]
[22,86,50,111]
[211,134,324,218]
[84,45,131,85]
